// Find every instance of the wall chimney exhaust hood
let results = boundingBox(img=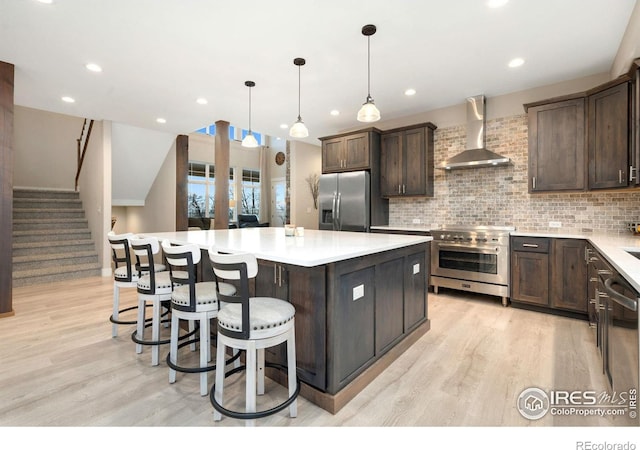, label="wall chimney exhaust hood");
[438,95,510,170]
